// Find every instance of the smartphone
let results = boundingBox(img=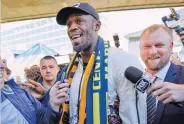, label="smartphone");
[60,71,68,83]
